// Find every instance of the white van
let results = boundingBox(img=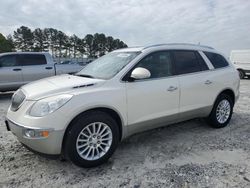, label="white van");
[230,50,250,79]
